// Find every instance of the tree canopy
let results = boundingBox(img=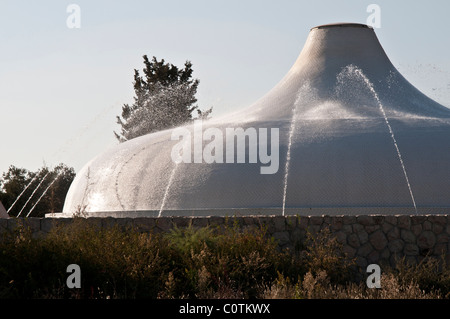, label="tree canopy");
[0,164,75,217]
[114,55,212,142]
